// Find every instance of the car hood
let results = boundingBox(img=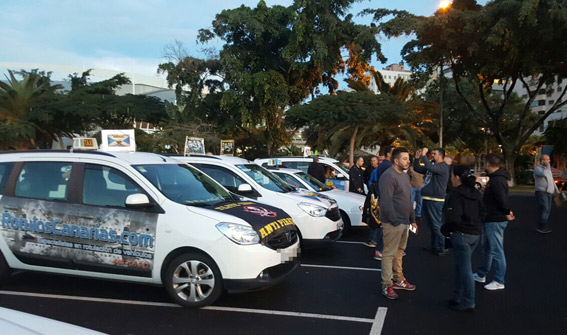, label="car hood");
[280,189,336,208]
[0,307,106,335]
[325,189,366,202]
[187,201,297,243]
